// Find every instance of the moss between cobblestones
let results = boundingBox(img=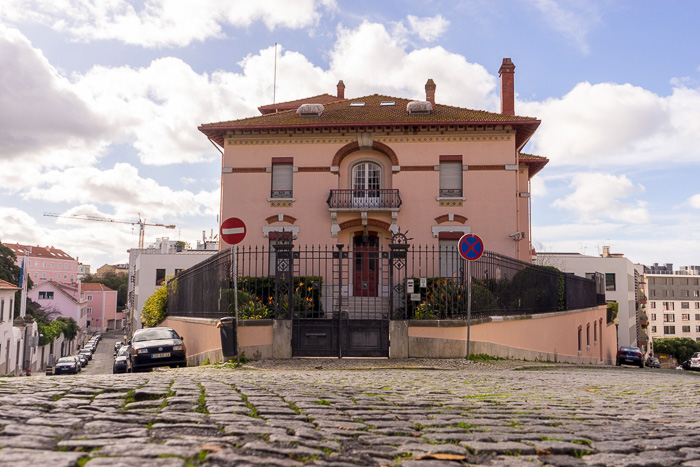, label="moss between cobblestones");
[195,382,209,415]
